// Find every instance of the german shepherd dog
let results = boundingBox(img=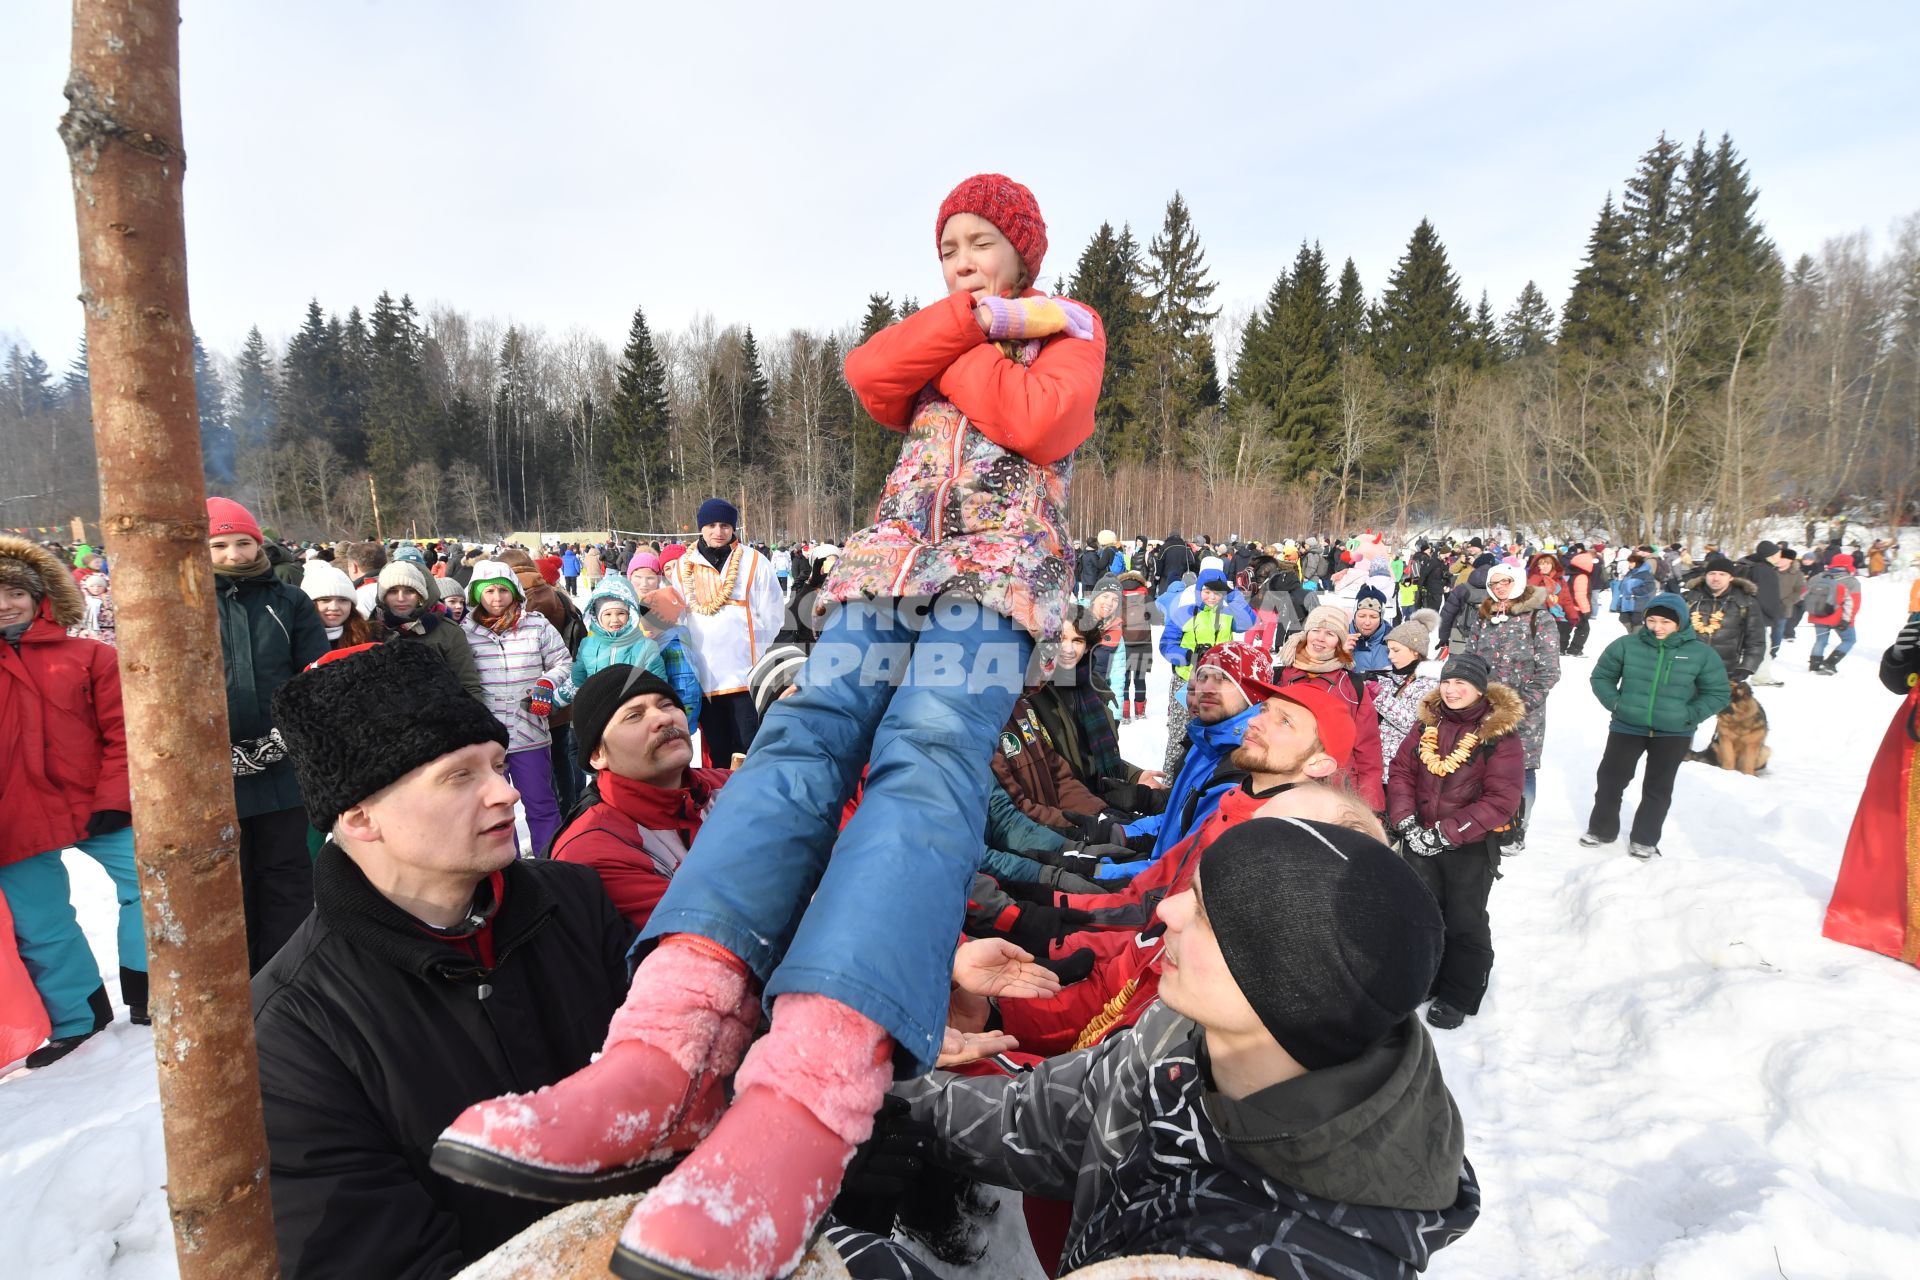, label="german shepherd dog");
[1687,679,1771,775]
